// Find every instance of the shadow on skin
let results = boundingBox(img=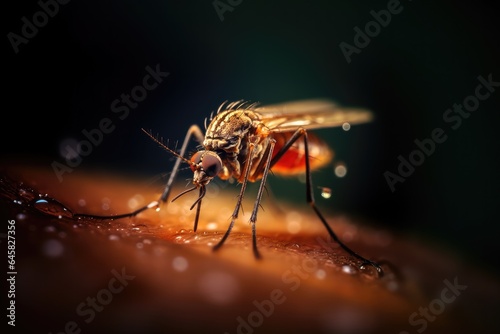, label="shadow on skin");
[1,163,498,334]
